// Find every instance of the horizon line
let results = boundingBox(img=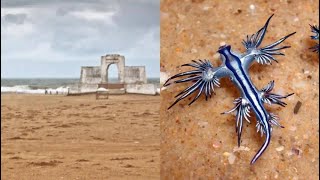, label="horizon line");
[1,77,160,79]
